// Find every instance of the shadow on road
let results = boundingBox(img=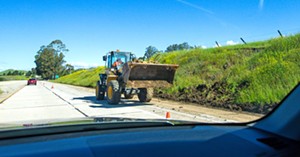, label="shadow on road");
[72,96,153,108]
